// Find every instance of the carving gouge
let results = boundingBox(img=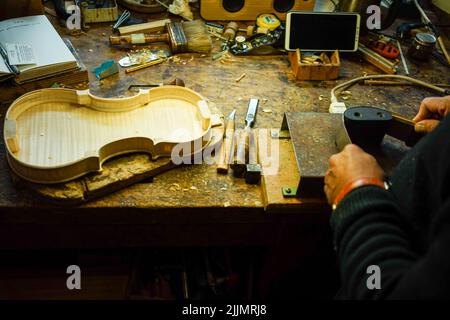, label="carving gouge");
[231,98,259,177]
[217,109,236,174]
